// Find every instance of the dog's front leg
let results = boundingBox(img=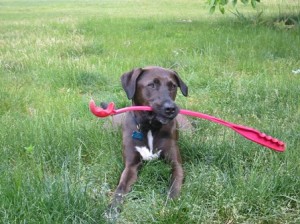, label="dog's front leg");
[106,161,140,219]
[169,160,184,199]
[115,162,141,196]
[110,160,141,206]
[164,146,184,199]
